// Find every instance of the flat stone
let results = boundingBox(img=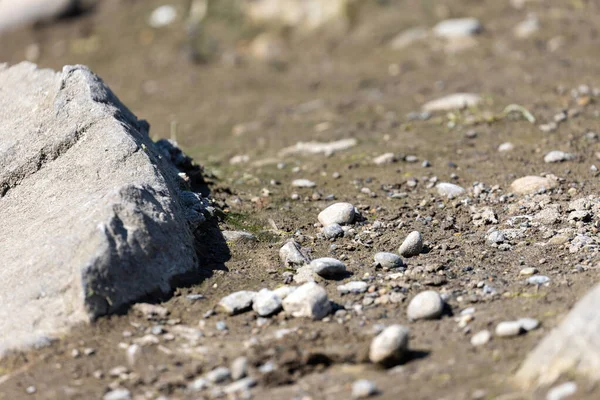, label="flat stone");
[422,93,482,112]
[527,275,551,285]
[436,182,466,199]
[373,152,397,165]
[223,377,257,394]
[282,282,331,320]
[318,202,356,226]
[252,289,282,317]
[399,231,423,258]
[369,324,410,364]
[279,240,309,267]
[511,176,558,195]
[337,281,368,294]
[0,63,220,356]
[407,290,445,321]
[222,230,257,243]
[433,18,483,38]
[310,257,347,278]
[373,252,405,269]
[279,138,357,157]
[218,291,256,315]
